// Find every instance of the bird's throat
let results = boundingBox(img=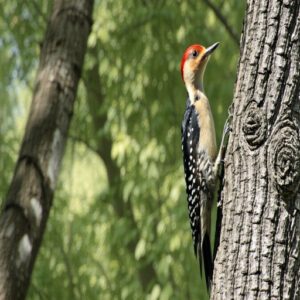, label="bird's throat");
[186,80,204,104]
